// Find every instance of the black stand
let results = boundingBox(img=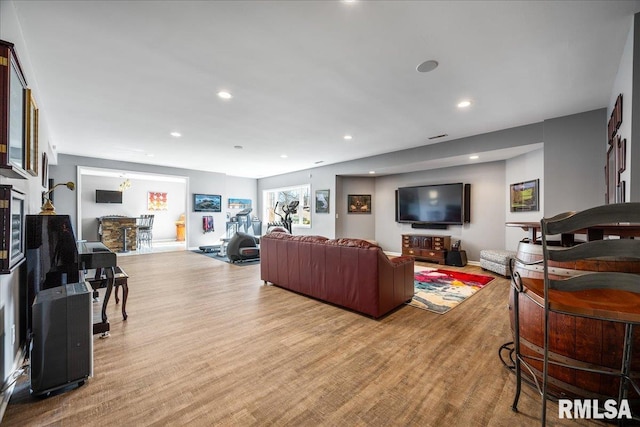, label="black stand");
[446,250,467,267]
